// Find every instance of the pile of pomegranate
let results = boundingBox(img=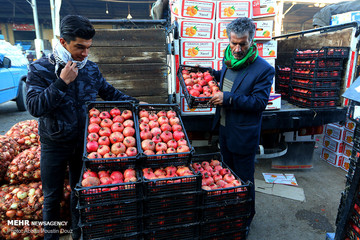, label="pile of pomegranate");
[181,69,221,98]
[86,107,138,159]
[81,168,137,188]
[138,109,190,155]
[192,160,245,191]
[142,165,193,180]
[6,120,40,151]
[5,146,41,184]
[0,135,21,181]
